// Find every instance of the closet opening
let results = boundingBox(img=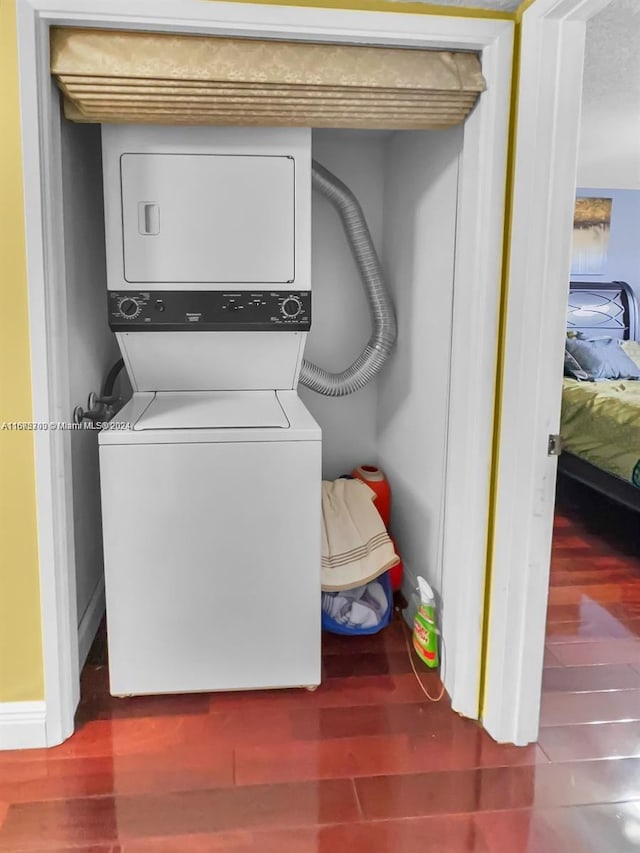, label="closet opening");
[16,3,512,749]
[61,116,464,690]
